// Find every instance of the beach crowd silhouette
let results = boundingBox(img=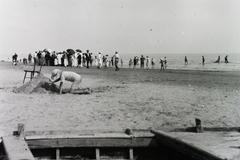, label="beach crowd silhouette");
[12,49,230,71]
